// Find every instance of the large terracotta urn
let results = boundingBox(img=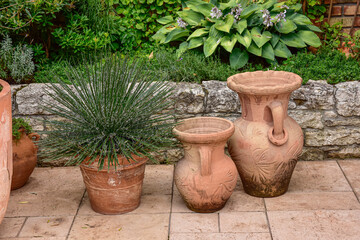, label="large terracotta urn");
[80,155,148,214]
[227,71,303,198]
[173,117,237,213]
[0,79,12,223]
[11,130,40,190]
